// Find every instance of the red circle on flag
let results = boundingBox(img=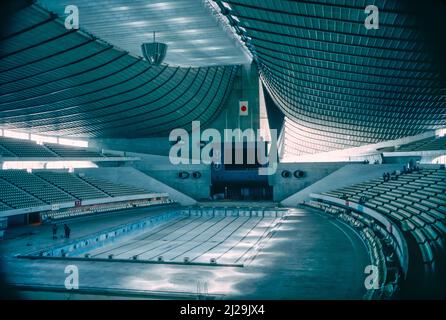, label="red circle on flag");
[241,105,247,112]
